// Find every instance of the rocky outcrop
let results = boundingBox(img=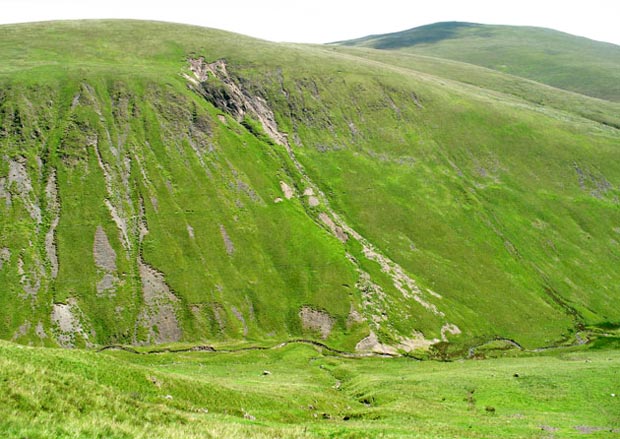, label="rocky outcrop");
[51,299,92,348]
[299,306,335,340]
[93,226,119,297]
[318,213,348,243]
[280,181,295,199]
[187,57,288,146]
[93,226,117,273]
[44,171,60,278]
[137,262,182,344]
